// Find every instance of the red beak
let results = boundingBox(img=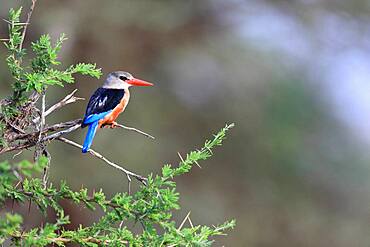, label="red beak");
[127,77,153,86]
